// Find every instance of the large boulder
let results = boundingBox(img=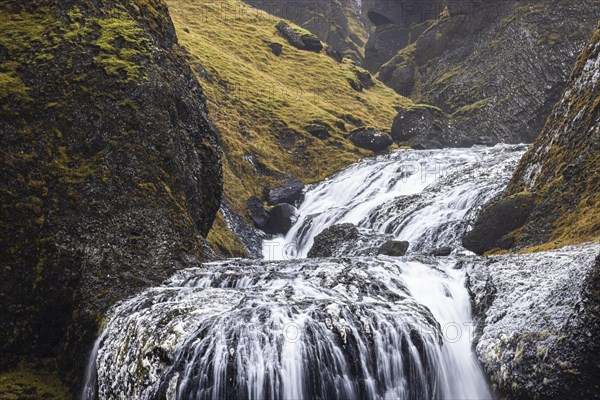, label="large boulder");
[391,106,449,148]
[267,175,304,206]
[462,193,535,255]
[247,196,270,231]
[268,203,298,235]
[275,21,323,52]
[348,129,393,152]
[468,245,600,399]
[0,0,222,387]
[377,240,410,256]
[307,223,360,258]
